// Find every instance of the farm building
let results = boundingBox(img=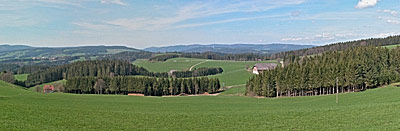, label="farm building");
[252,63,277,74]
[43,85,55,93]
